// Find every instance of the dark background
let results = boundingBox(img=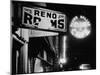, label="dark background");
[47,3,96,70]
